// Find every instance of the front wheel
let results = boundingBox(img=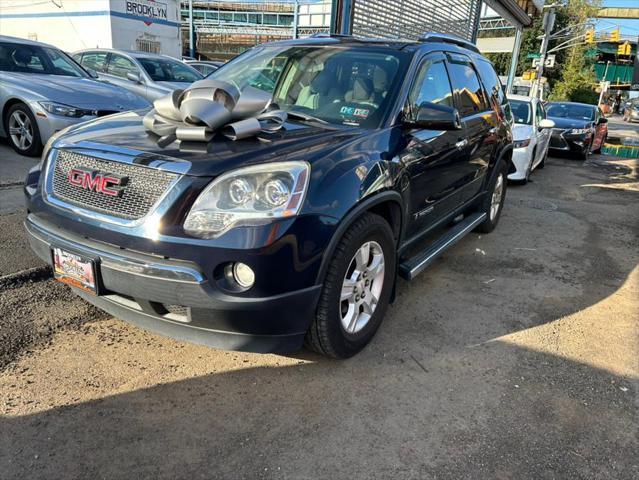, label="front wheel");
[4,103,43,157]
[475,162,508,234]
[305,213,396,358]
